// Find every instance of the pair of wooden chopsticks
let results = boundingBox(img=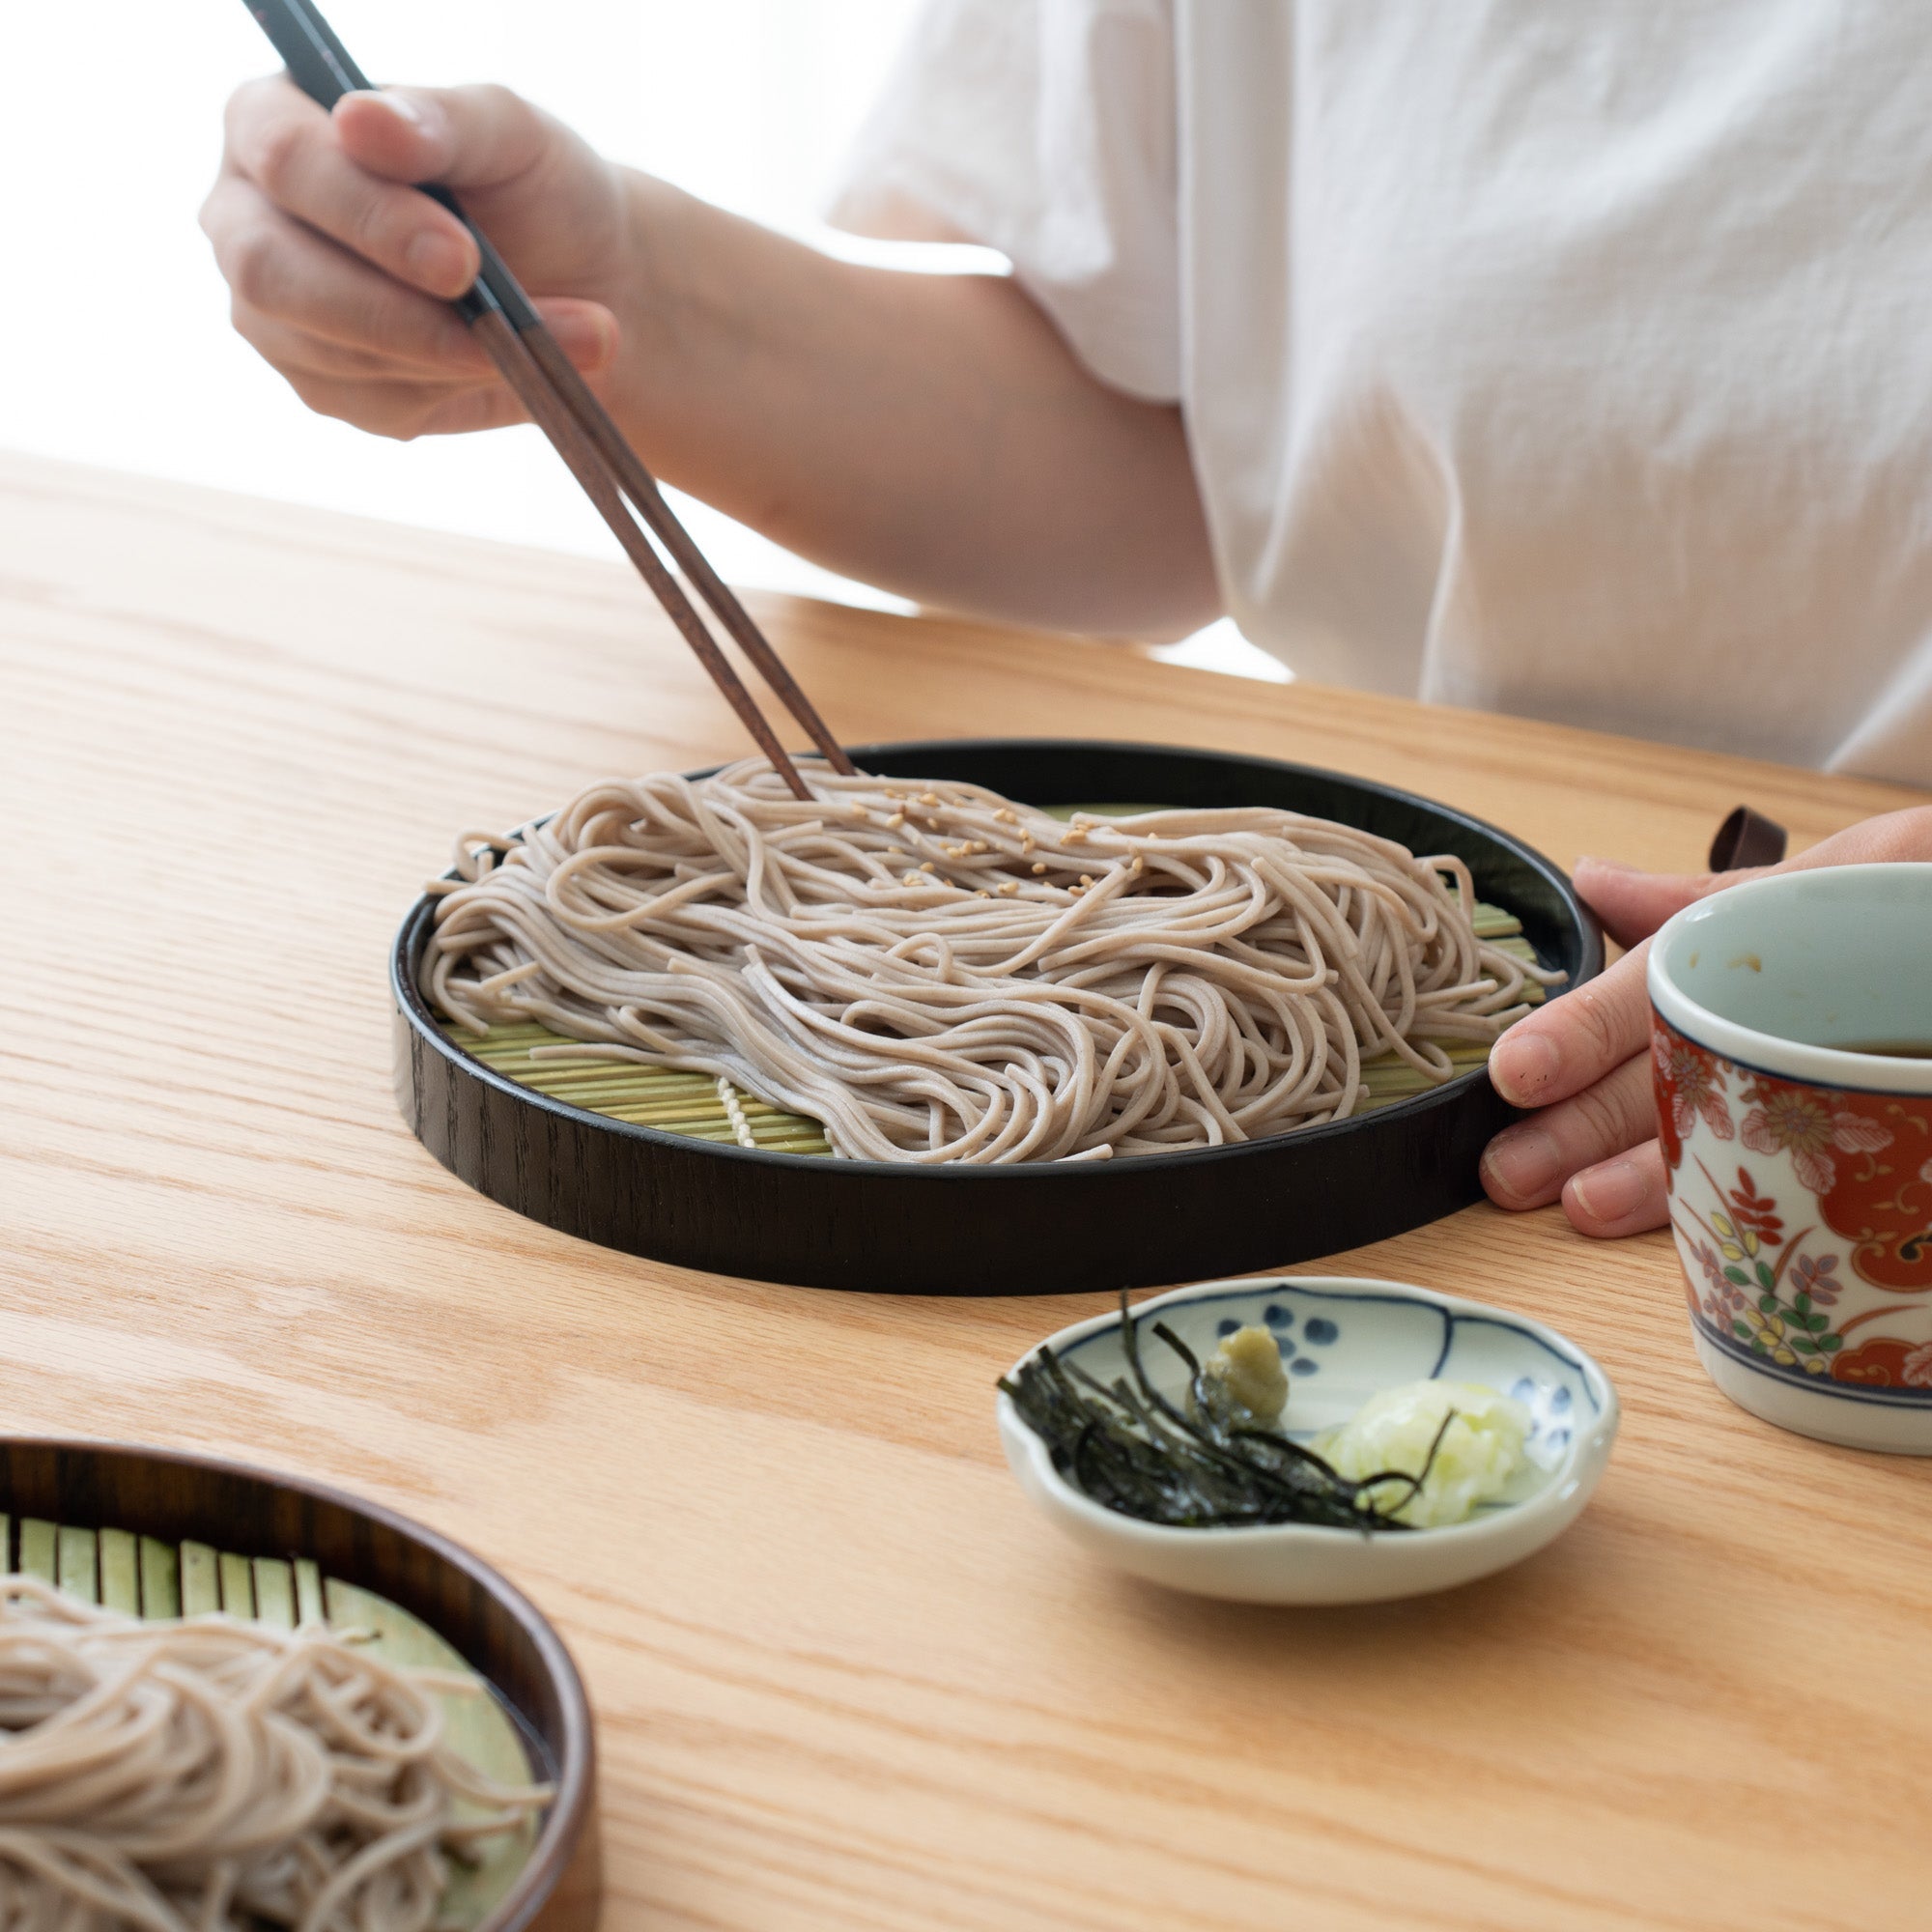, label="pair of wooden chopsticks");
[244,0,853,799]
